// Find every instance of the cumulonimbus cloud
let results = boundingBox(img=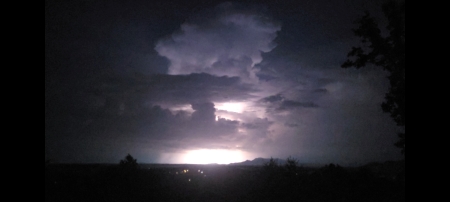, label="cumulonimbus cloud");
[155,2,281,82]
